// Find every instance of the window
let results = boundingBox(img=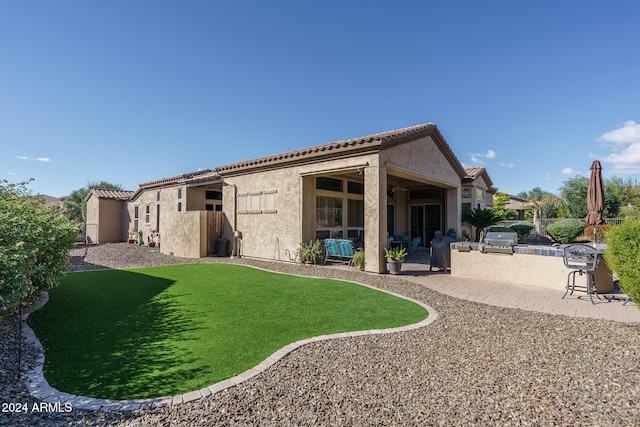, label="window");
[347,199,364,238]
[134,206,139,231]
[348,181,364,195]
[206,190,222,200]
[178,202,182,212]
[409,188,444,200]
[178,188,183,199]
[476,188,484,202]
[316,196,342,238]
[316,177,343,192]
[157,191,160,201]
[145,205,150,223]
[461,188,472,199]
